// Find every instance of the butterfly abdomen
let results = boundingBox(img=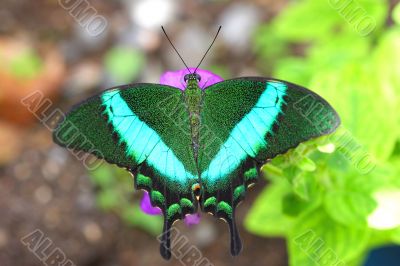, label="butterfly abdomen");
[184,79,203,160]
